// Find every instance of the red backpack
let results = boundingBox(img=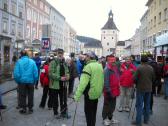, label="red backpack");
[40,65,49,86]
